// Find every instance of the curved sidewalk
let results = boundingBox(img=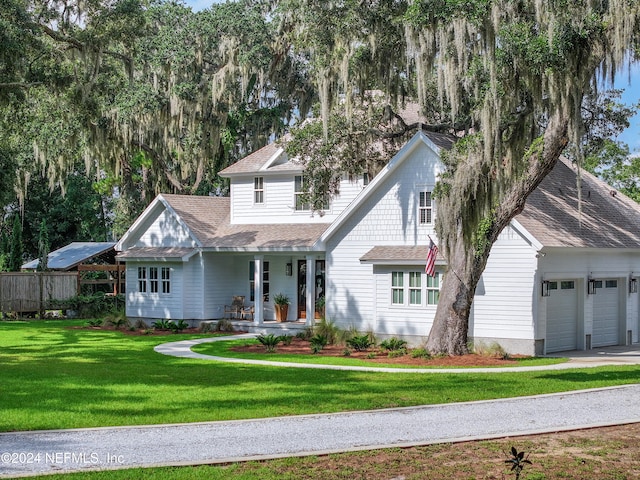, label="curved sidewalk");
[154,333,640,373]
